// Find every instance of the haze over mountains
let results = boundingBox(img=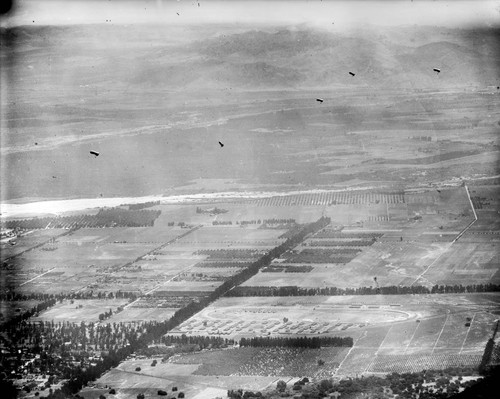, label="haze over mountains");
[1,23,499,203]
[1,24,499,92]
